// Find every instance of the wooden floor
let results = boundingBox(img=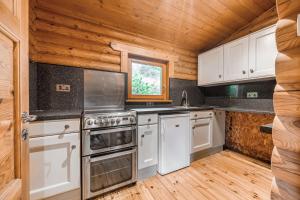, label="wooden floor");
[97,150,273,200]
